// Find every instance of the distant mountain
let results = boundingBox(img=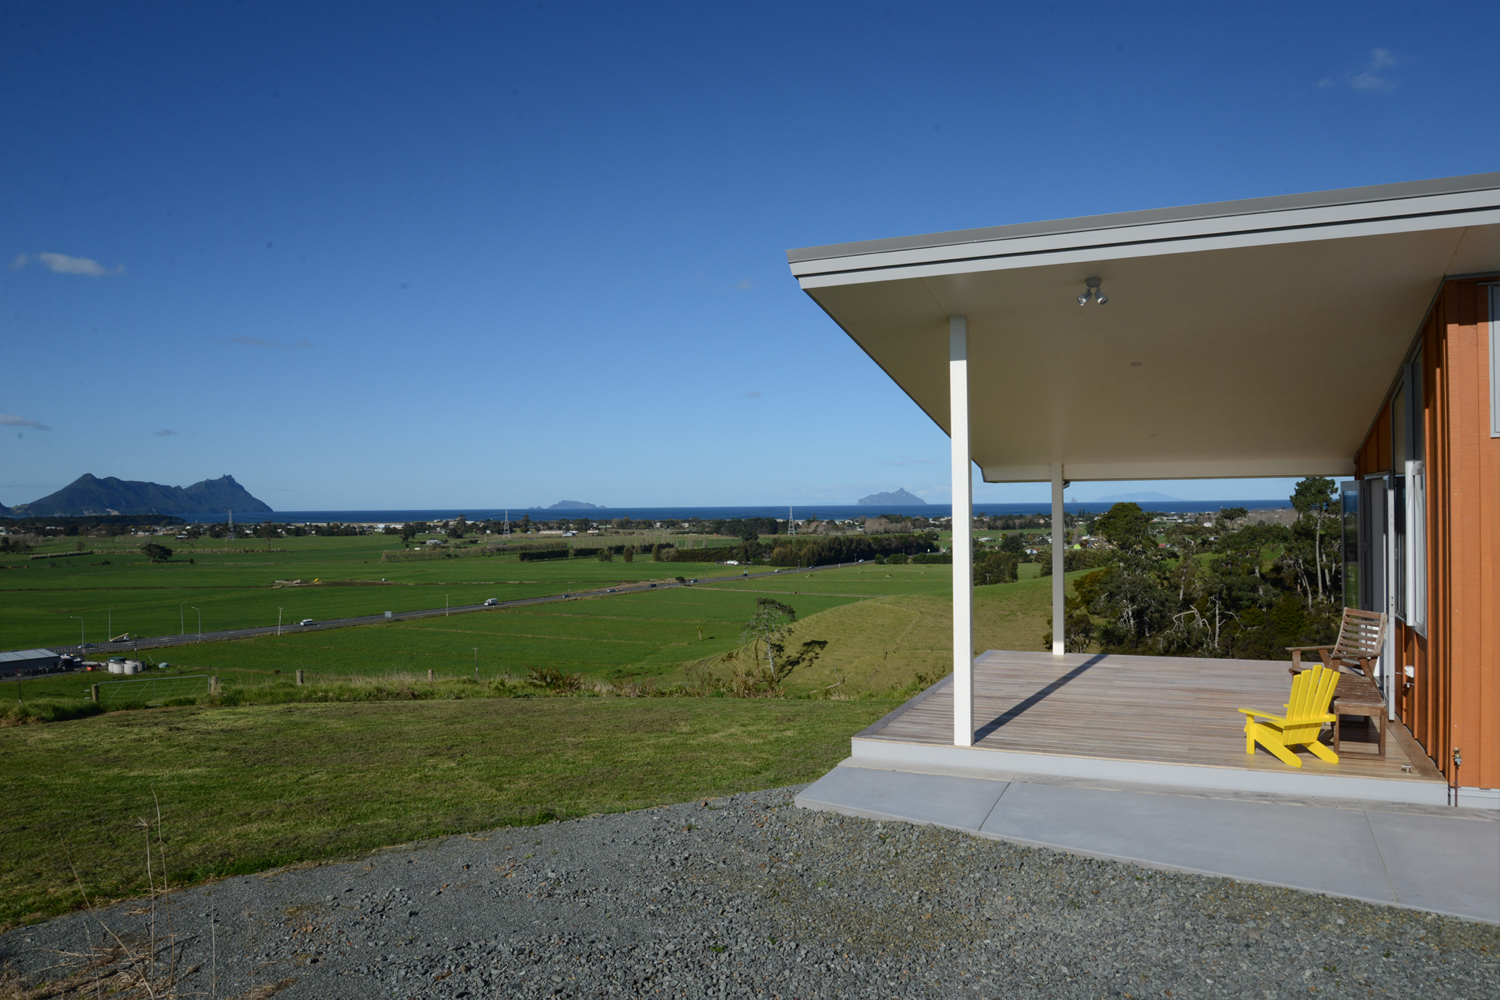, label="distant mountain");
[857,488,926,506]
[10,474,273,516]
[548,500,601,510]
[1093,491,1185,503]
